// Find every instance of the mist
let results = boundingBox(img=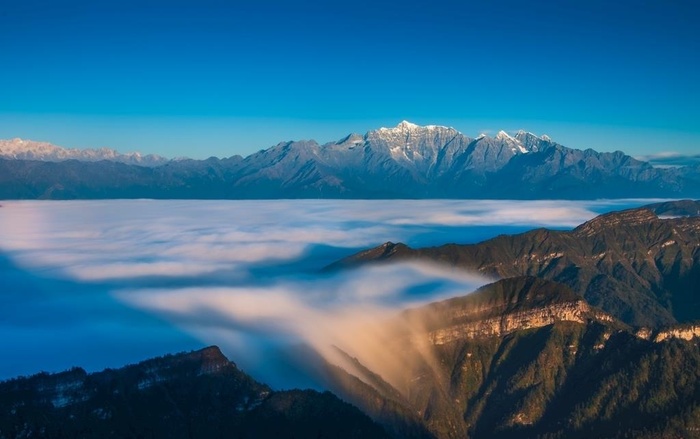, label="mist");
[0,199,658,388]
